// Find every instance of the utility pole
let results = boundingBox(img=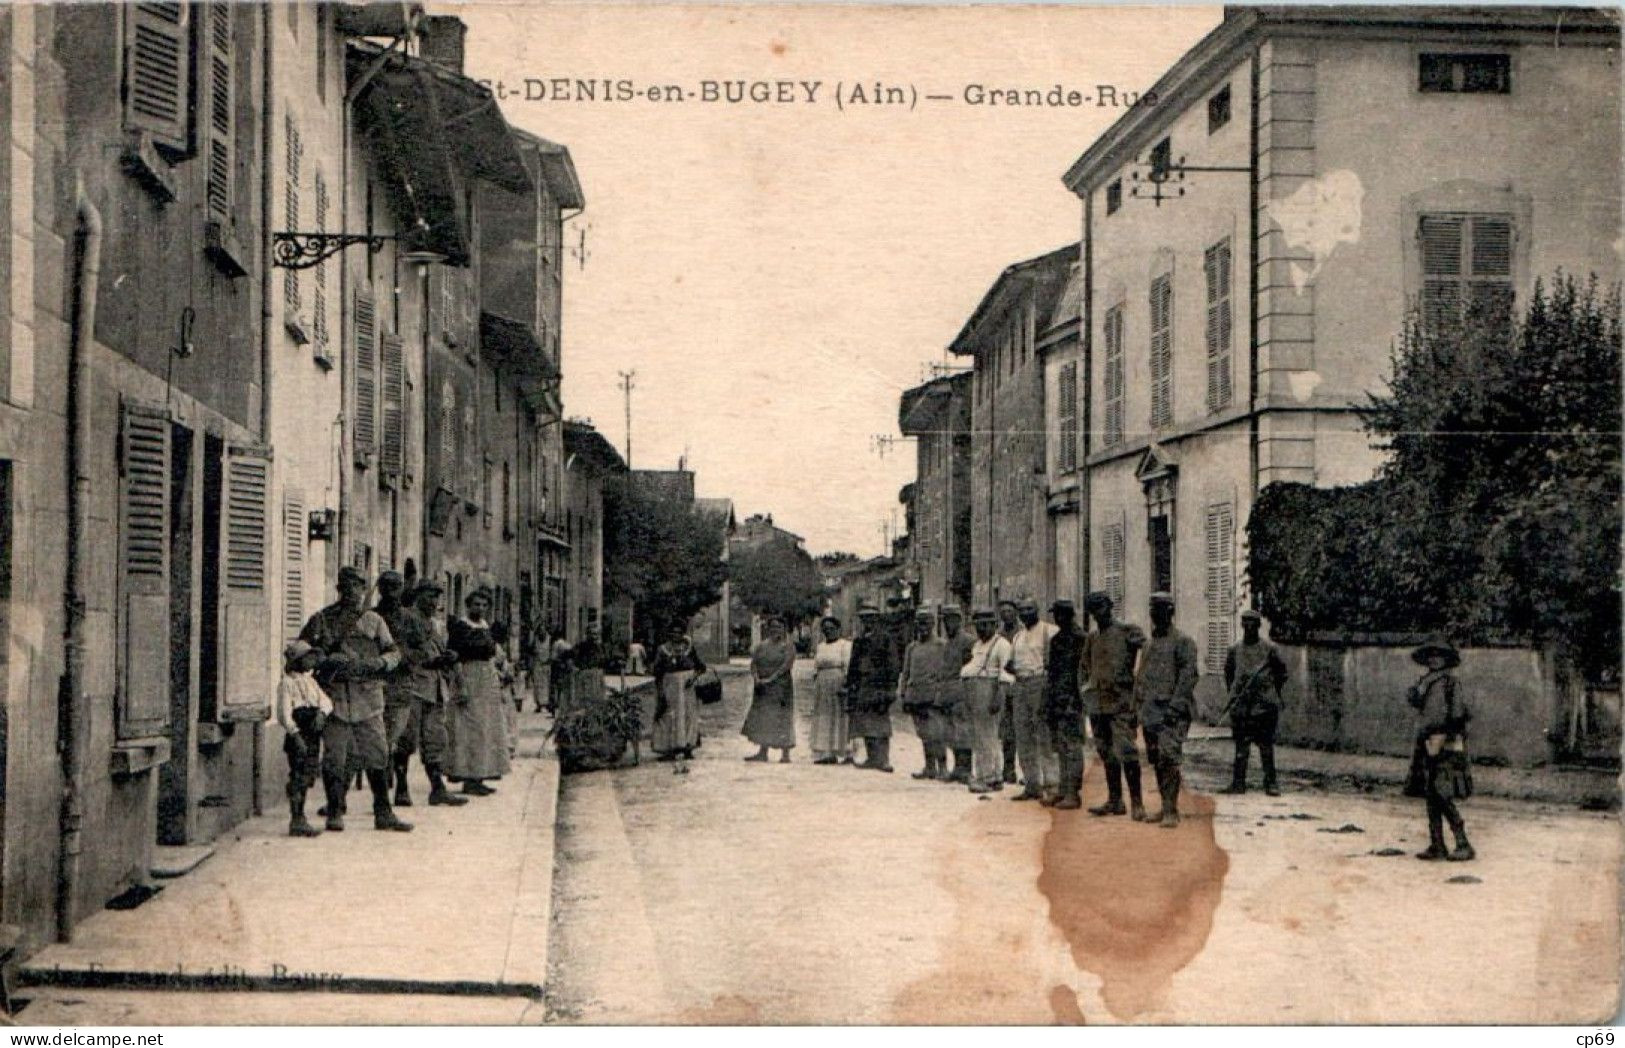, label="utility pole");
[617,369,636,468]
